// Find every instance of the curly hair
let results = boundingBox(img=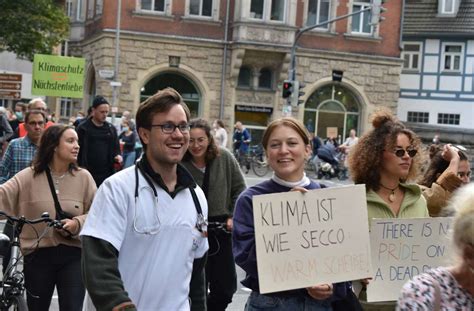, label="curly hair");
[33,125,79,176]
[348,109,421,191]
[182,118,220,163]
[418,144,468,187]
